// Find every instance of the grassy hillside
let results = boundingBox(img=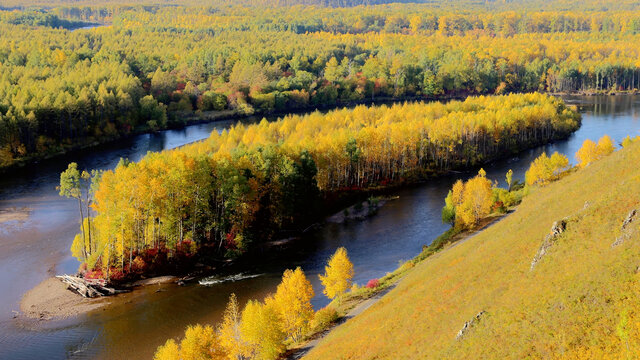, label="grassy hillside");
[304,142,640,359]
